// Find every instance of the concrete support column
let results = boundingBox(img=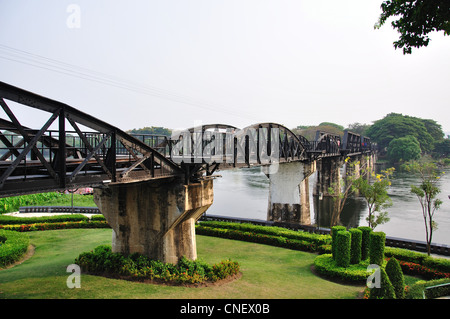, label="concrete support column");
[314,157,342,197]
[266,161,315,224]
[94,178,213,264]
